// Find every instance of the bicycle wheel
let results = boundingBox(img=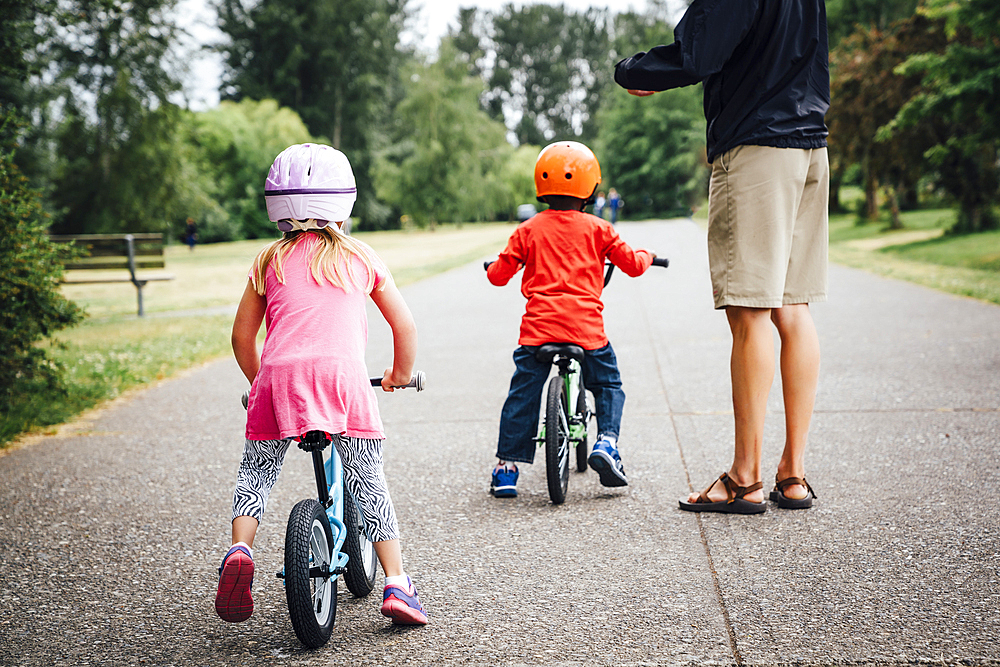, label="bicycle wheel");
[575,383,590,473]
[284,498,337,648]
[341,490,377,597]
[545,375,570,504]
